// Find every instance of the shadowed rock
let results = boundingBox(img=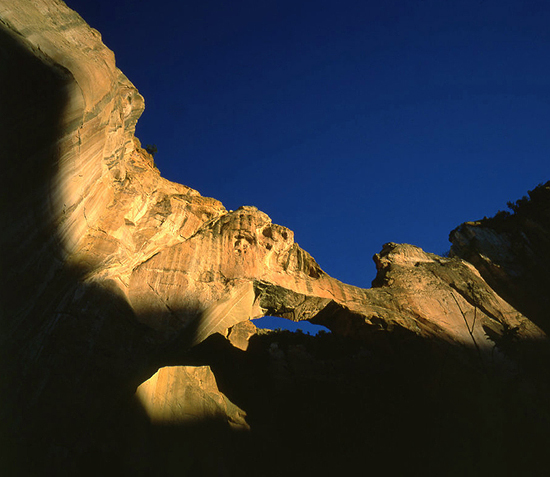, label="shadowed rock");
[450,181,550,333]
